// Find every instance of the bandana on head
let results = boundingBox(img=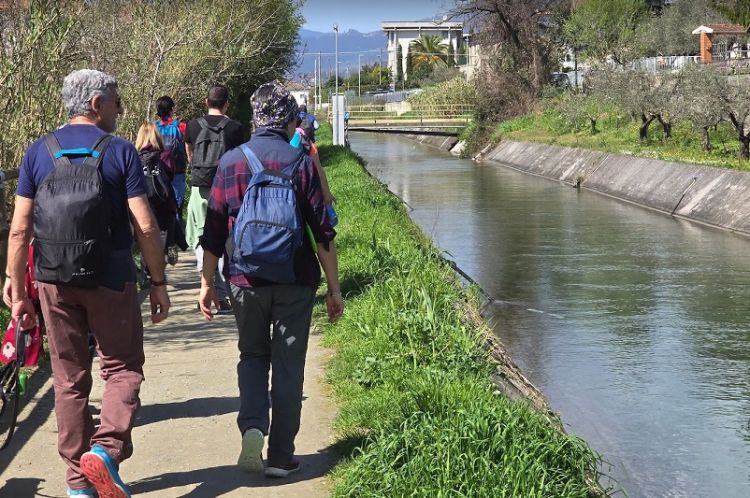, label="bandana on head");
[251,81,298,129]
